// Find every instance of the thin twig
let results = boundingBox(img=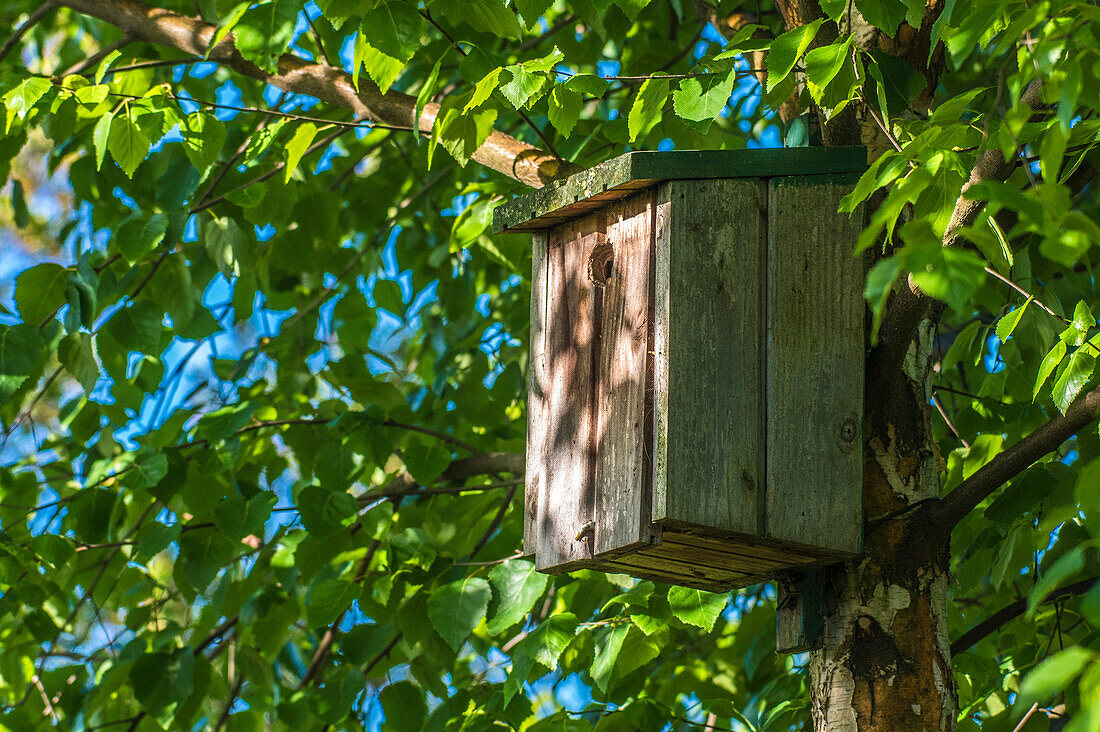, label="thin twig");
[59,35,130,77]
[189,127,349,214]
[1012,703,1039,732]
[0,3,57,64]
[515,14,576,53]
[931,393,969,448]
